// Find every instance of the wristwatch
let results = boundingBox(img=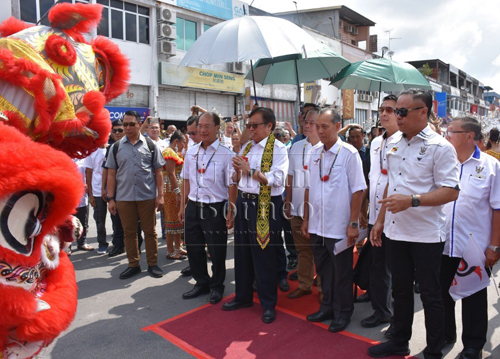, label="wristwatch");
[108,197,115,202]
[349,222,358,228]
[411,194,420,207]
[248,168,256,177]
[488,245,500,253]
